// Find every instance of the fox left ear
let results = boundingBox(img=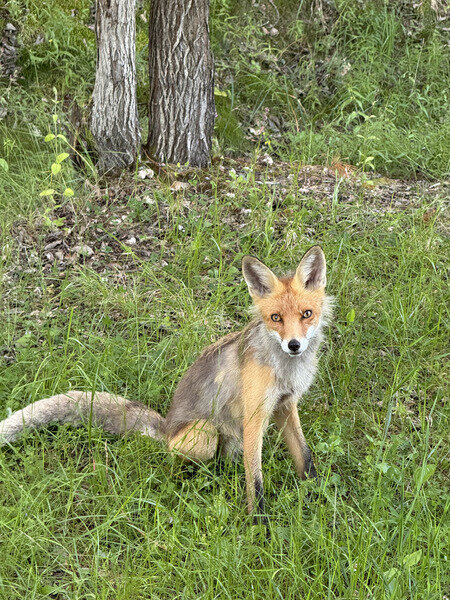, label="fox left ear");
[295,246,327,290]
[242,256,279,298]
